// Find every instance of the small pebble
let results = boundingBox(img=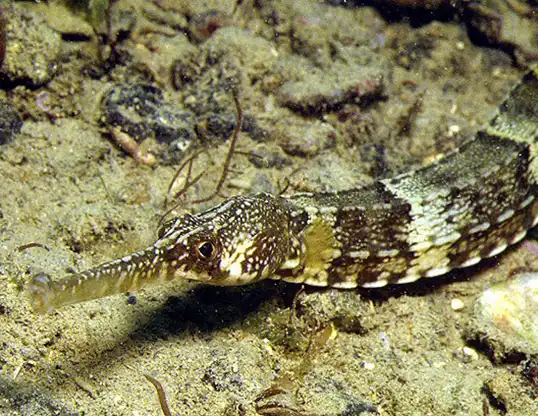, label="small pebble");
[461,346,479,362]
[248,145,291,169]
[432,361,447,369]
[447,124,461,137]
[362,361,375,370]
[276,119,336,157]
[450,298,465,311]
